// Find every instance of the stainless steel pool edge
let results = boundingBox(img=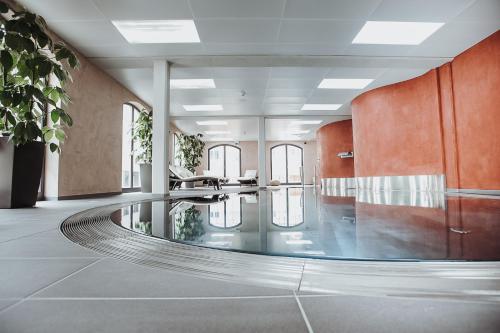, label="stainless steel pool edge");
[321,175,446,192]
[60,200,500,304]
[447,188,500,197]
